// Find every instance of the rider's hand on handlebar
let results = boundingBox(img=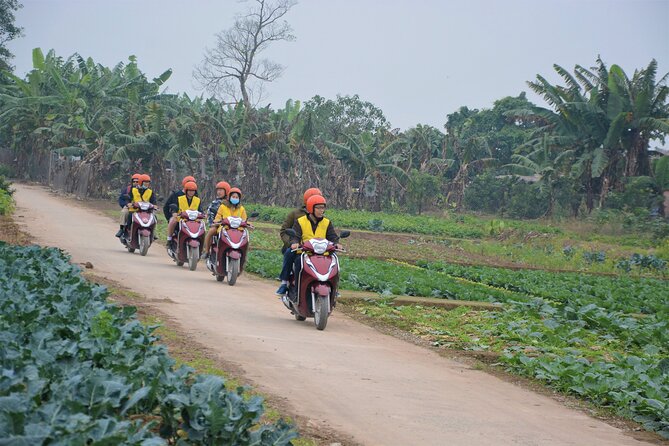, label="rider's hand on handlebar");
[335,243,343,251]
[290,243,299,250]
